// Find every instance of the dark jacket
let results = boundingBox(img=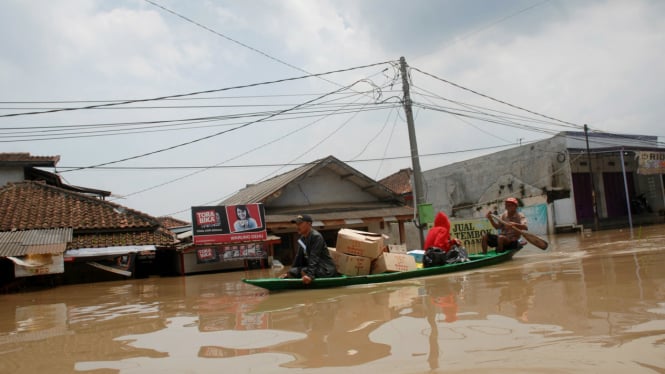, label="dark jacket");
[291,229,337,279]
